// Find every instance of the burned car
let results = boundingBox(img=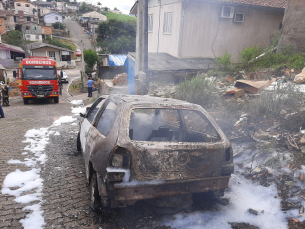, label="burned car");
[77,95,234,211]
